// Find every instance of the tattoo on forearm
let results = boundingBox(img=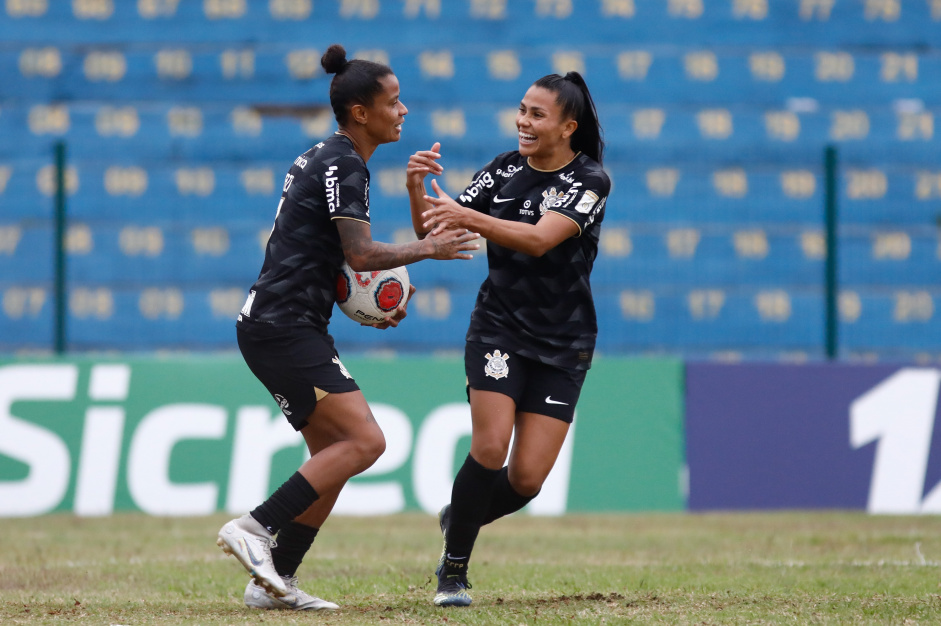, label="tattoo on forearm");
[343,238,423,268]
[337,219,427,269]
